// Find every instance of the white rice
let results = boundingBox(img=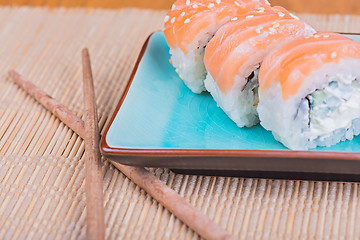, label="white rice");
[170,47,207,93]
[204,67,260,127]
